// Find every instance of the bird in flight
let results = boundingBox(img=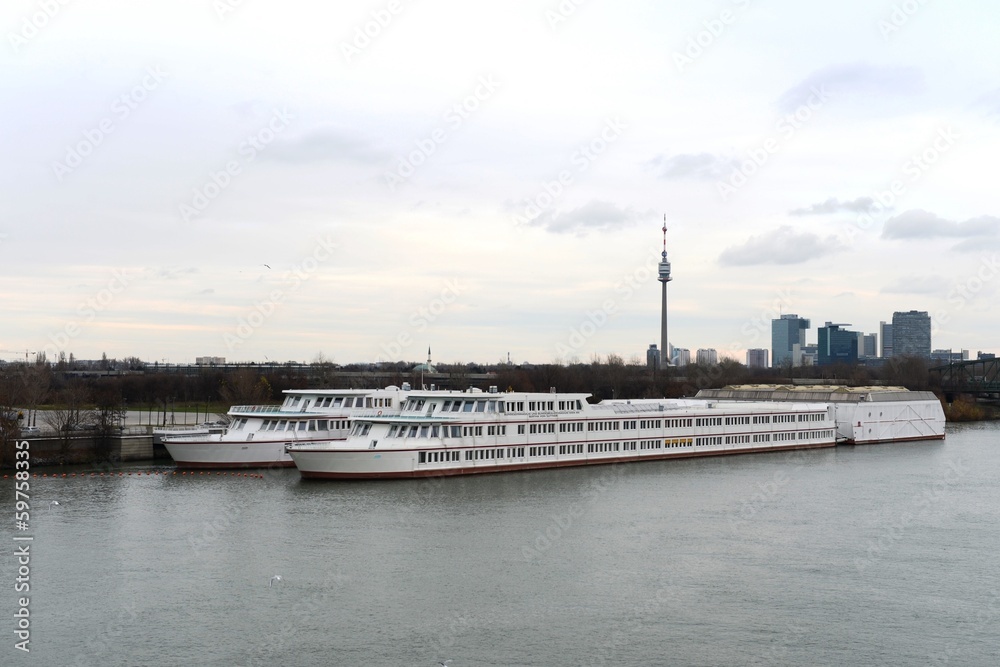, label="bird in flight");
[269,575,282,587]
